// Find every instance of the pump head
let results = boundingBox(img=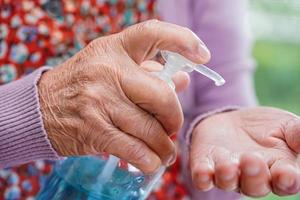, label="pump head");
[154,50,226,89]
